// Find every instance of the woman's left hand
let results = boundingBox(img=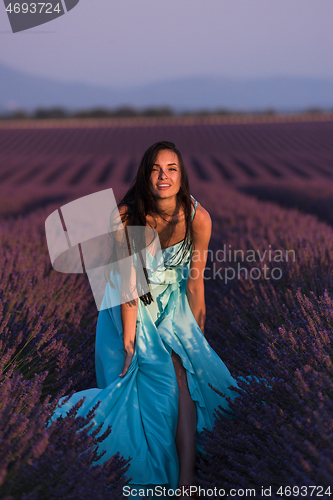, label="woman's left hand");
[119,346,135,378]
